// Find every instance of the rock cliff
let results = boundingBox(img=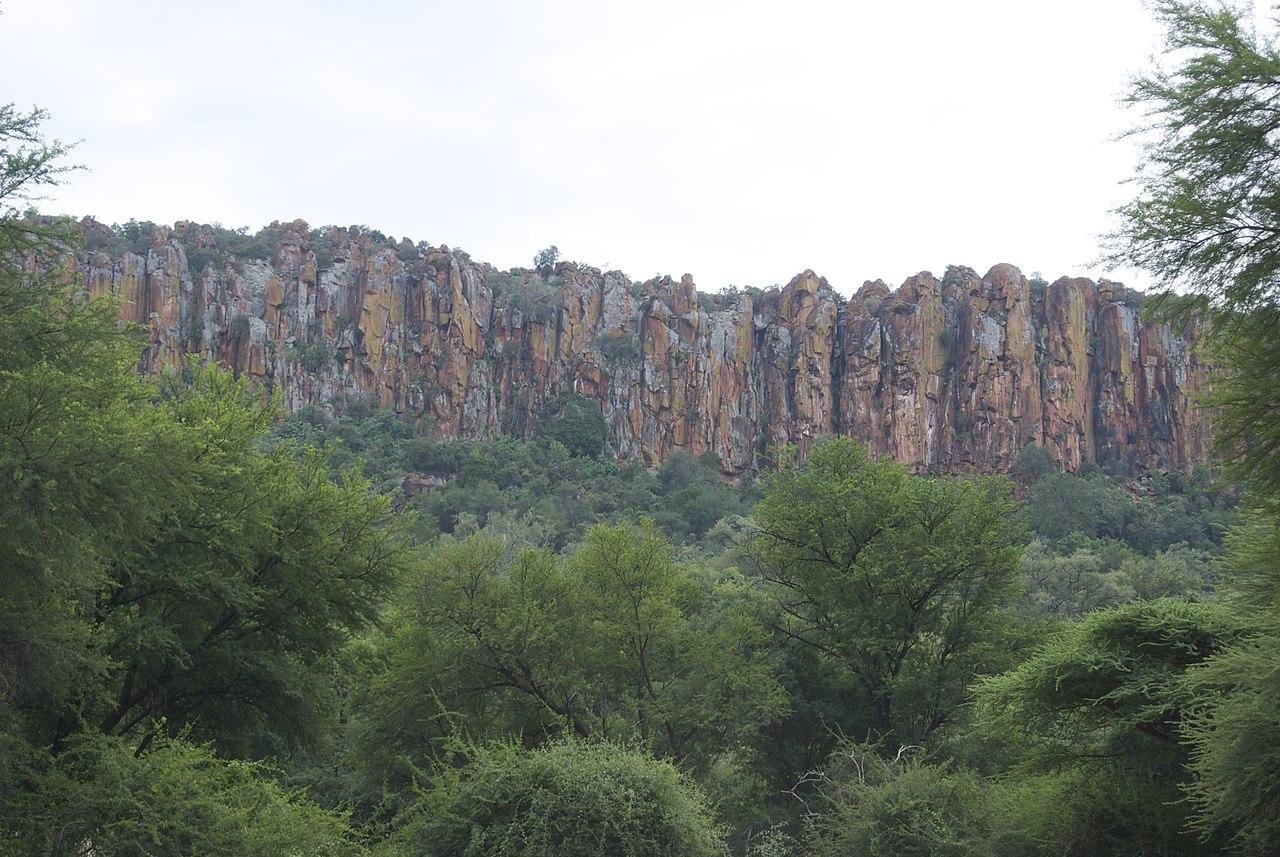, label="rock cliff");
[69,218,1212,474]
